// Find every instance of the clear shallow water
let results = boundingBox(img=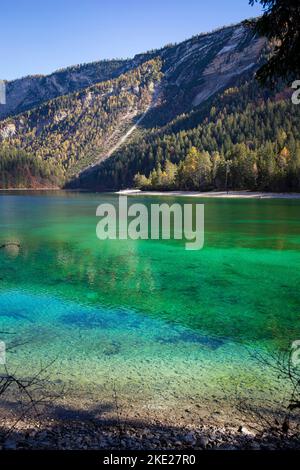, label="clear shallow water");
[0,191,300,424]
